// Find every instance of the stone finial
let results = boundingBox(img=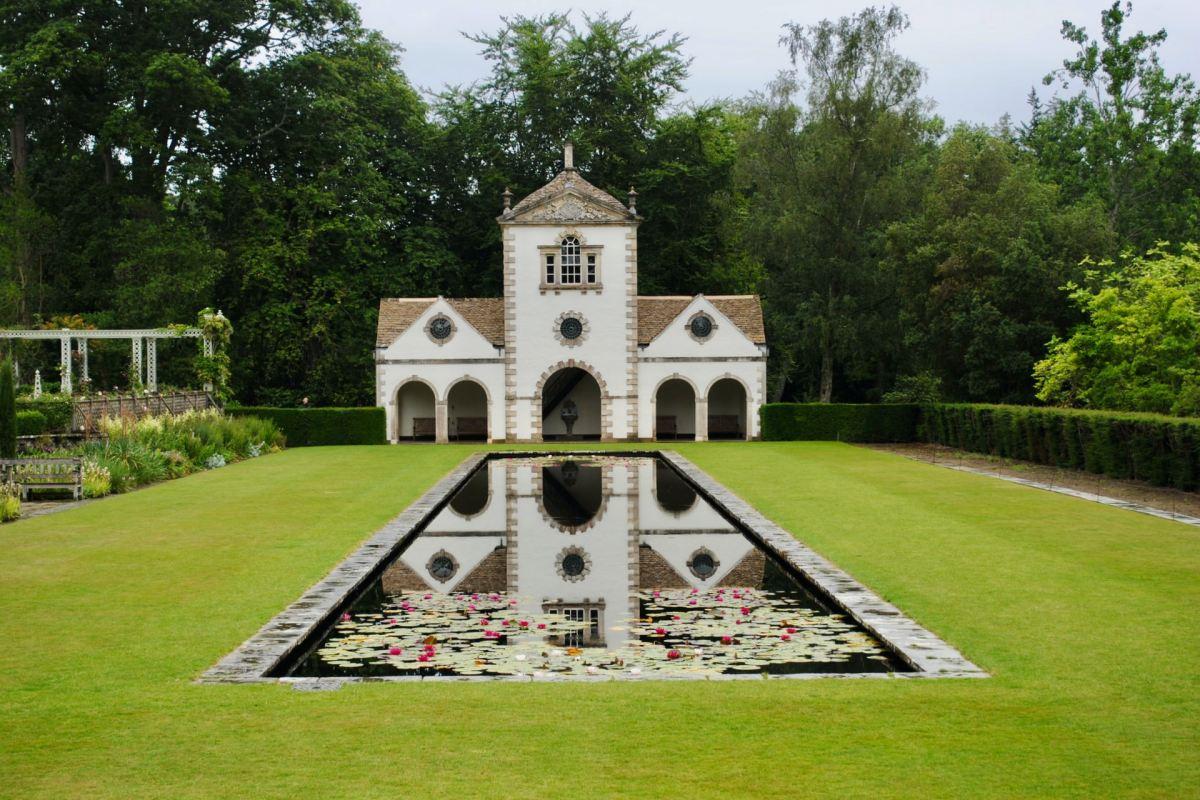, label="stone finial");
[502,186,513,210]
[628,186,638,214]
[564,141,575,171]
